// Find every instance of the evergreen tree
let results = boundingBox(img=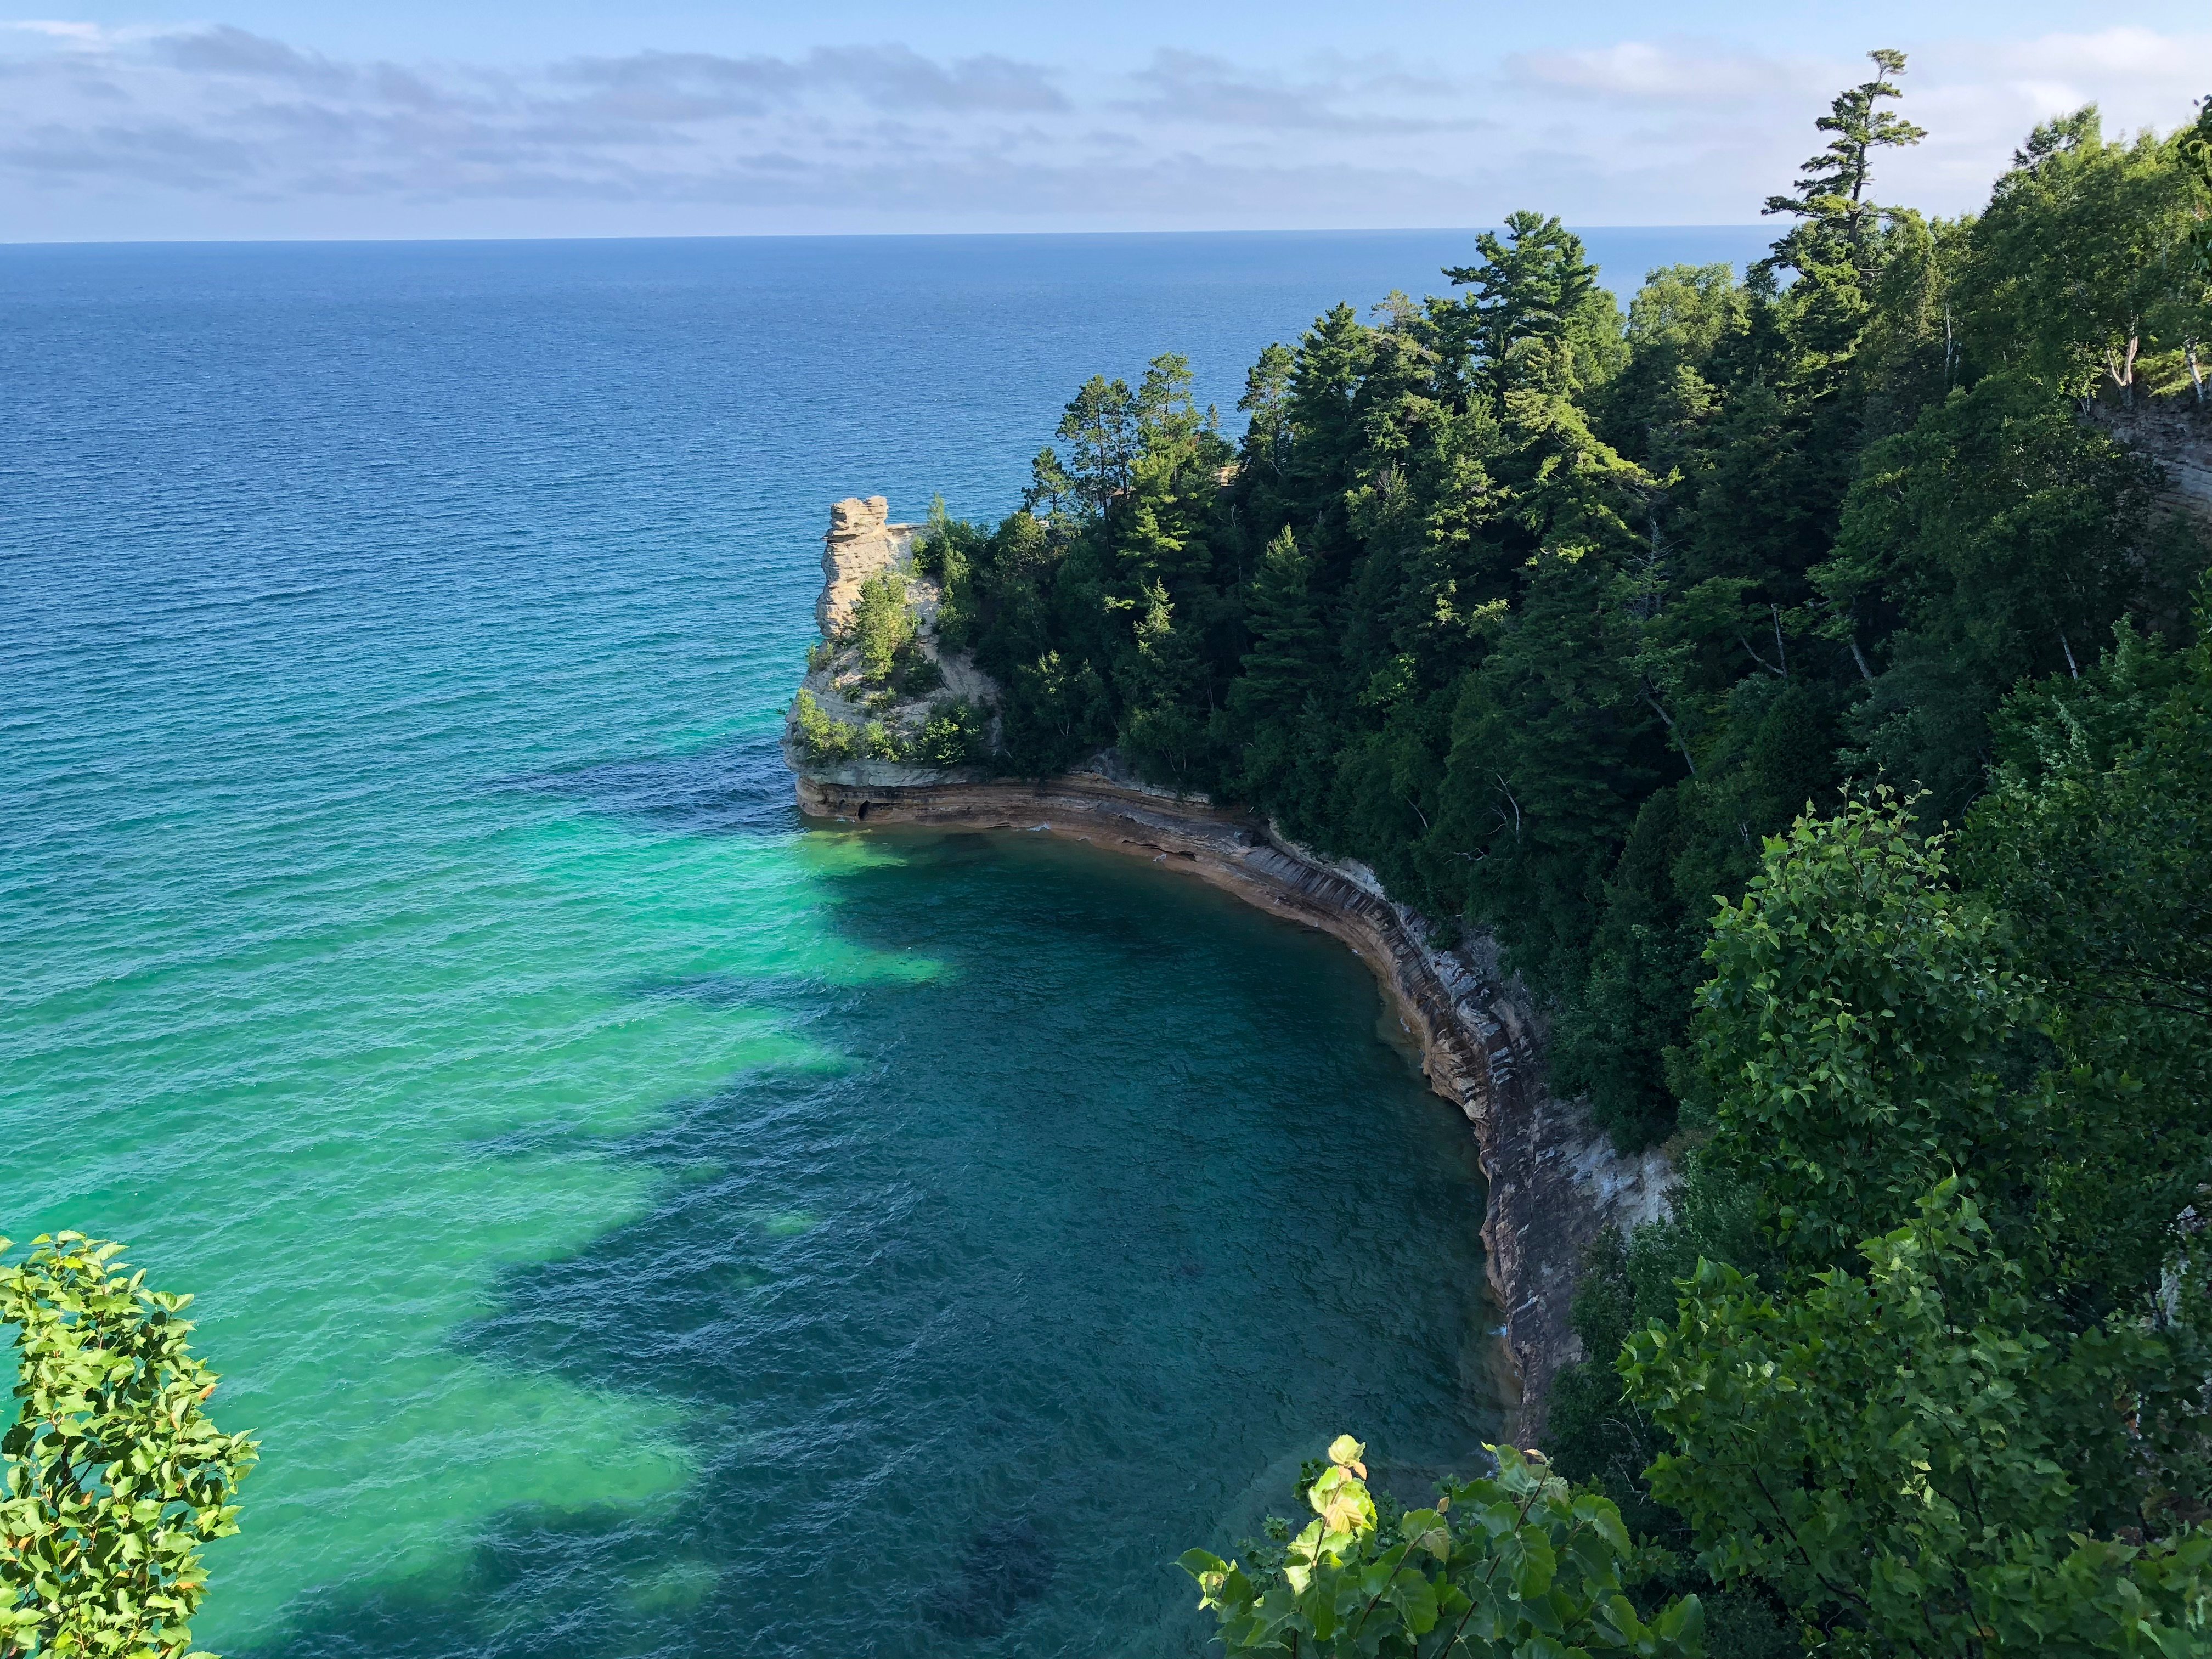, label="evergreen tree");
[1441,211,1606,408]
[1819,369,2172,822]
[1760,48,1926,284]
[1237,341,1297,482]
[1226,528,1328,806]
[1054,374,1138,516]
